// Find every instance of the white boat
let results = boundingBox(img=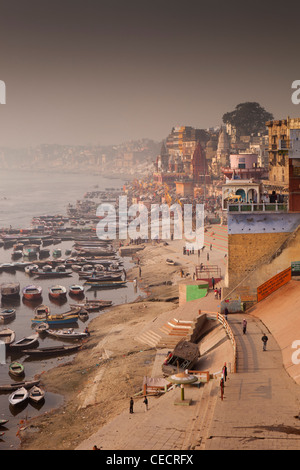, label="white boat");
[35,322,49,334]
[47,328,88,340]
[25,264,39,274]
[9,387,29,406]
